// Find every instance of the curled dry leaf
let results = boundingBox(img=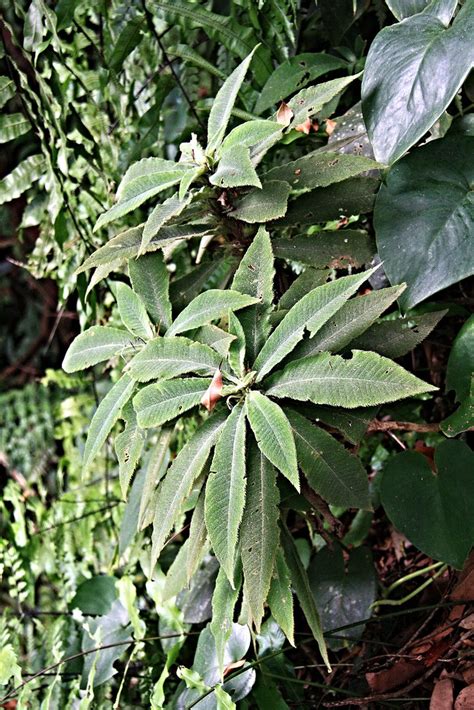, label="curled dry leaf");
[201,369,223,411]
[325,118,337,135]
[455,685,474,710]
[295,118,312,134]
[276,101,294,126]
[430,678,454,710]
